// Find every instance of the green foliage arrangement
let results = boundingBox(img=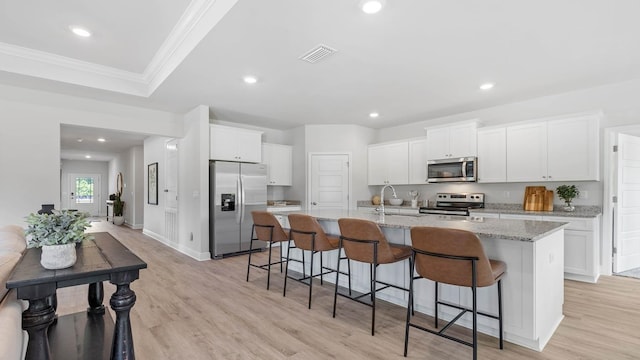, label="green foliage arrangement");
[556,185,579,203]
[25,210,93,248]
[113,195,125,216]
